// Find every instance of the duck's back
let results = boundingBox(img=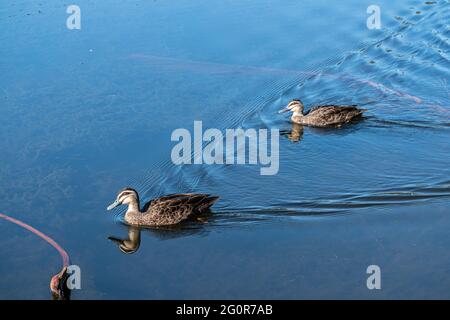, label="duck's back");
[141,194,219,226]
[304,105,364,126]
